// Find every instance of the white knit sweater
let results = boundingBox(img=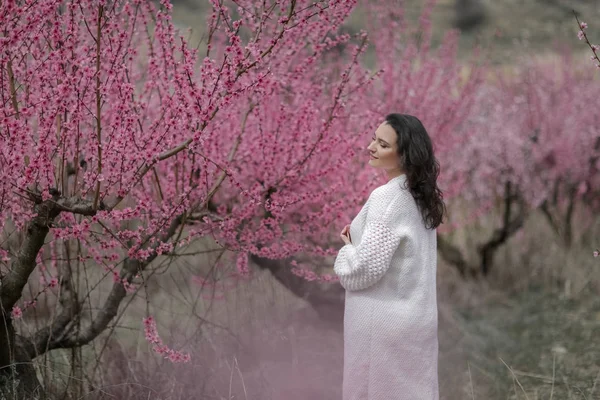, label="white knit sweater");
[334,174,439,400]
